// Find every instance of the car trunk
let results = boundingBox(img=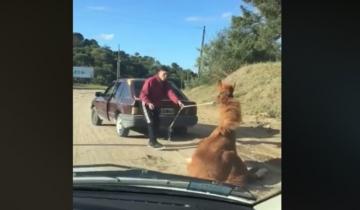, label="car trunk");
[158,99,196,116]
[132,80,197,116]
[131,99,196,116]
